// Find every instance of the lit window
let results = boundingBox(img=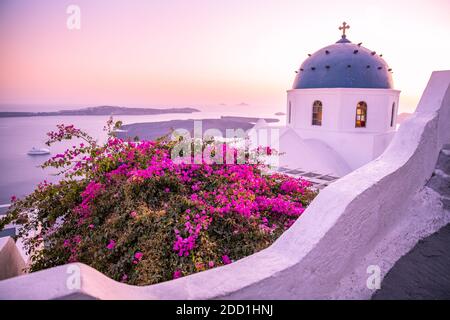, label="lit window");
[312,100,322,126]
[355,101,367,128]
[390,102,396,127]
